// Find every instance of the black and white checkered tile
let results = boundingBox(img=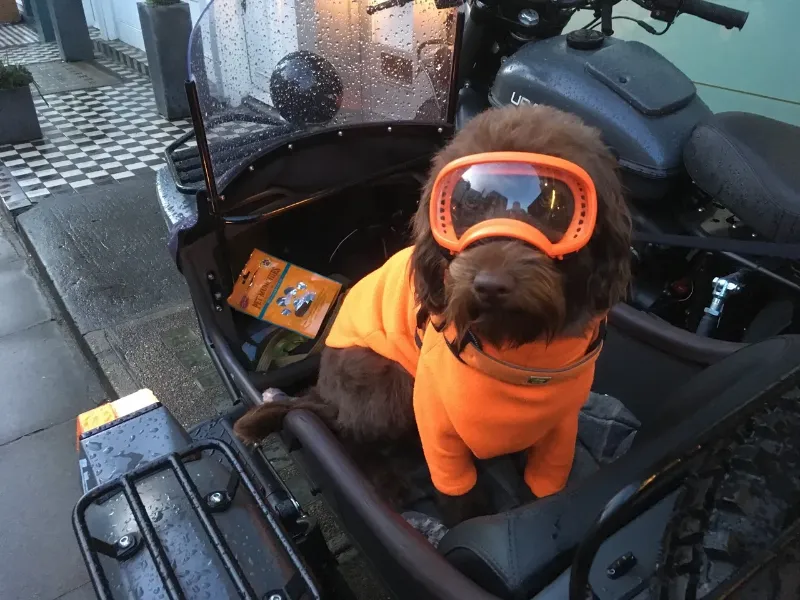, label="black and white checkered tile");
[0,77,193,209]
[2,29,104,66]
[0,22,38,49]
